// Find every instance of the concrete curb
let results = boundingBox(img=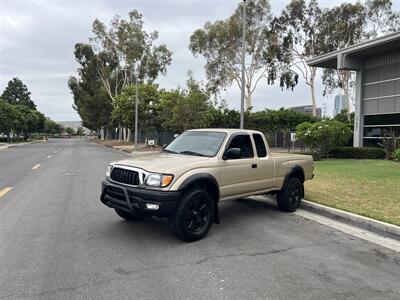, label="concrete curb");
[0,140,45,150]
[301,200,400,241]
